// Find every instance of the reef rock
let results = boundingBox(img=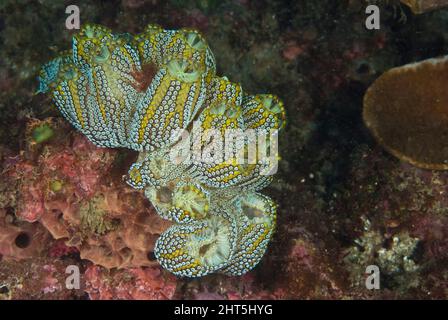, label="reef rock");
[0,208,51,261]
[4,119,172,269]
[84,265,177,300]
